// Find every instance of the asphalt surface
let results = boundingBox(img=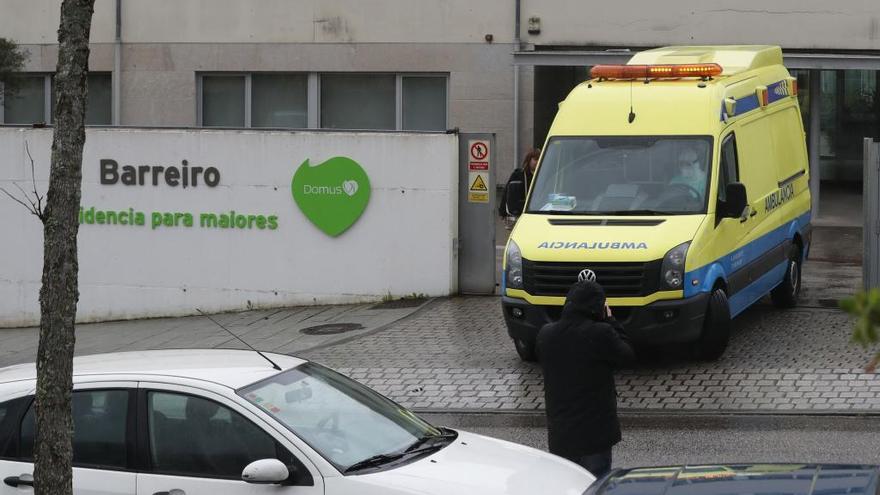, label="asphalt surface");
[424,412,880,466]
